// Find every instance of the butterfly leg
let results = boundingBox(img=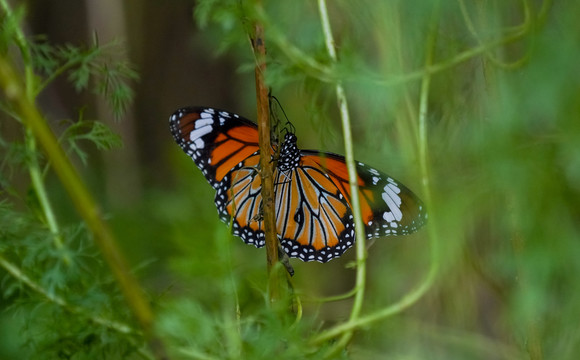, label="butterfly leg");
[278,243,295,276]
